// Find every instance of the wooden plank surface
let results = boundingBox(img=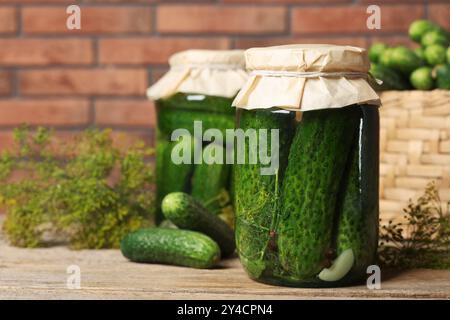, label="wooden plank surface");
[0,232,449,300]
